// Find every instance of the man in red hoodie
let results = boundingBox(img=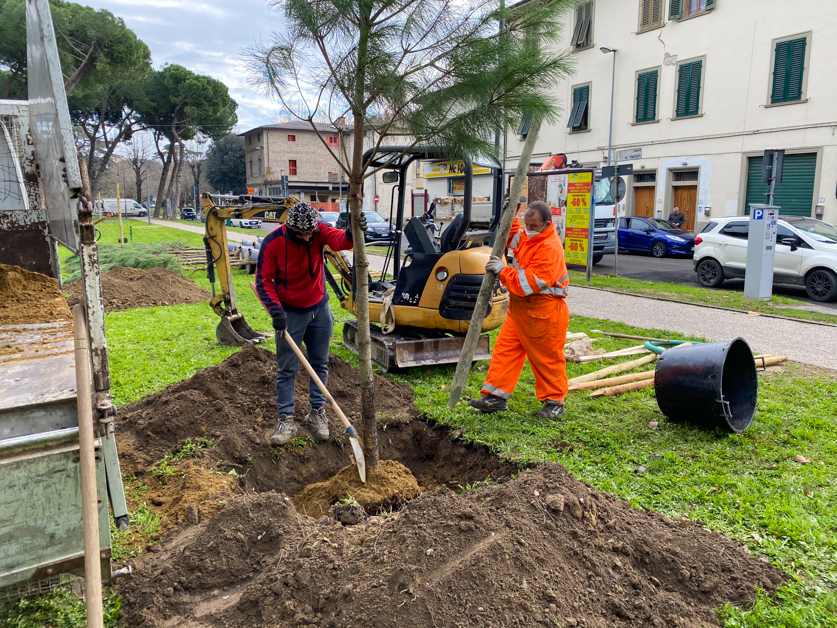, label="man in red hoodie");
[255,202,366,445]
